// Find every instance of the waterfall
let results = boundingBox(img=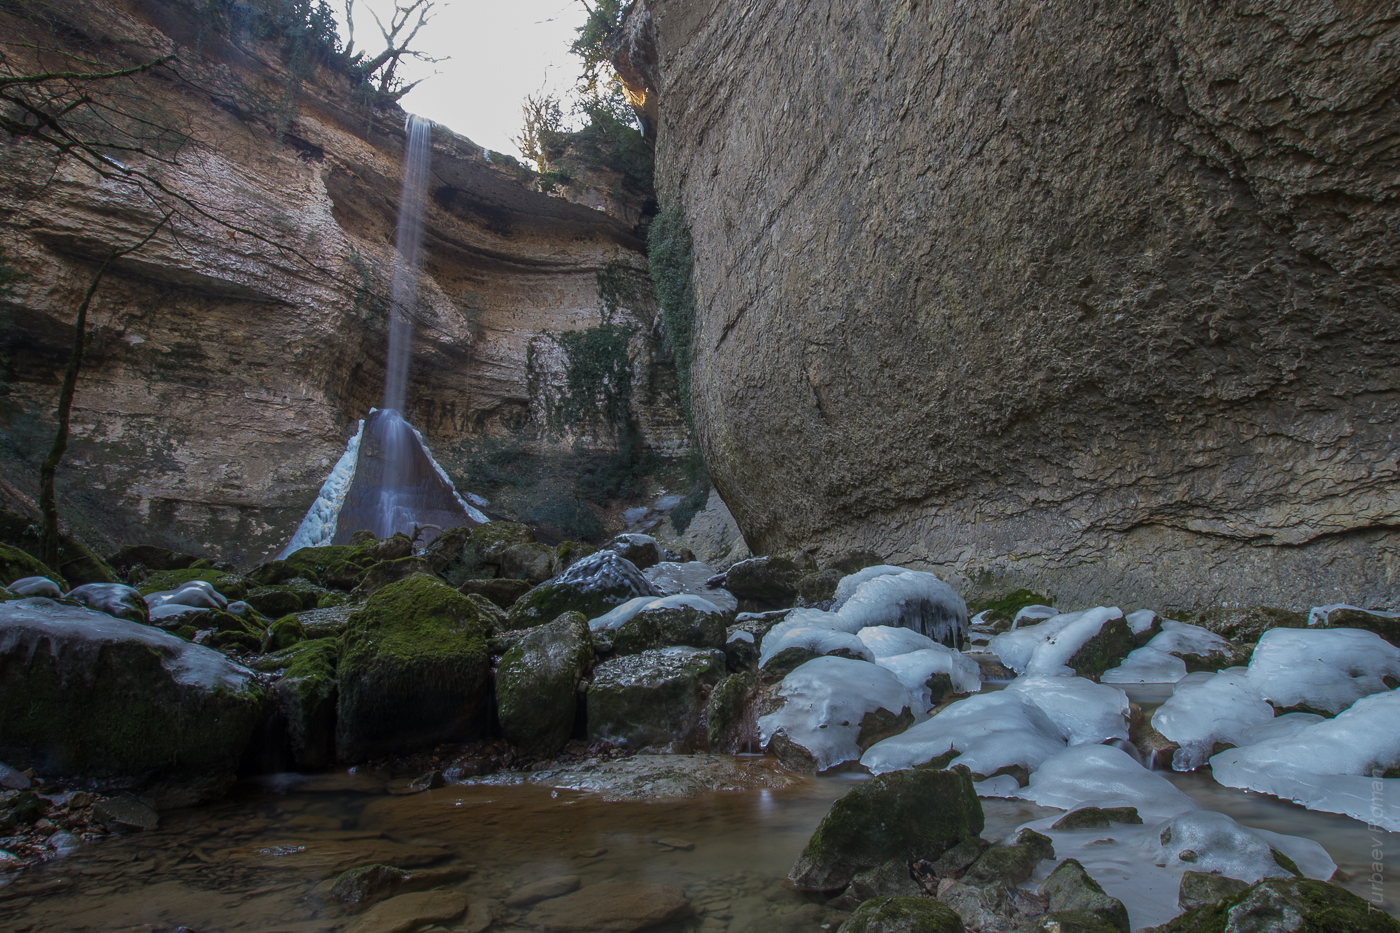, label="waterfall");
[383,113,432,415]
